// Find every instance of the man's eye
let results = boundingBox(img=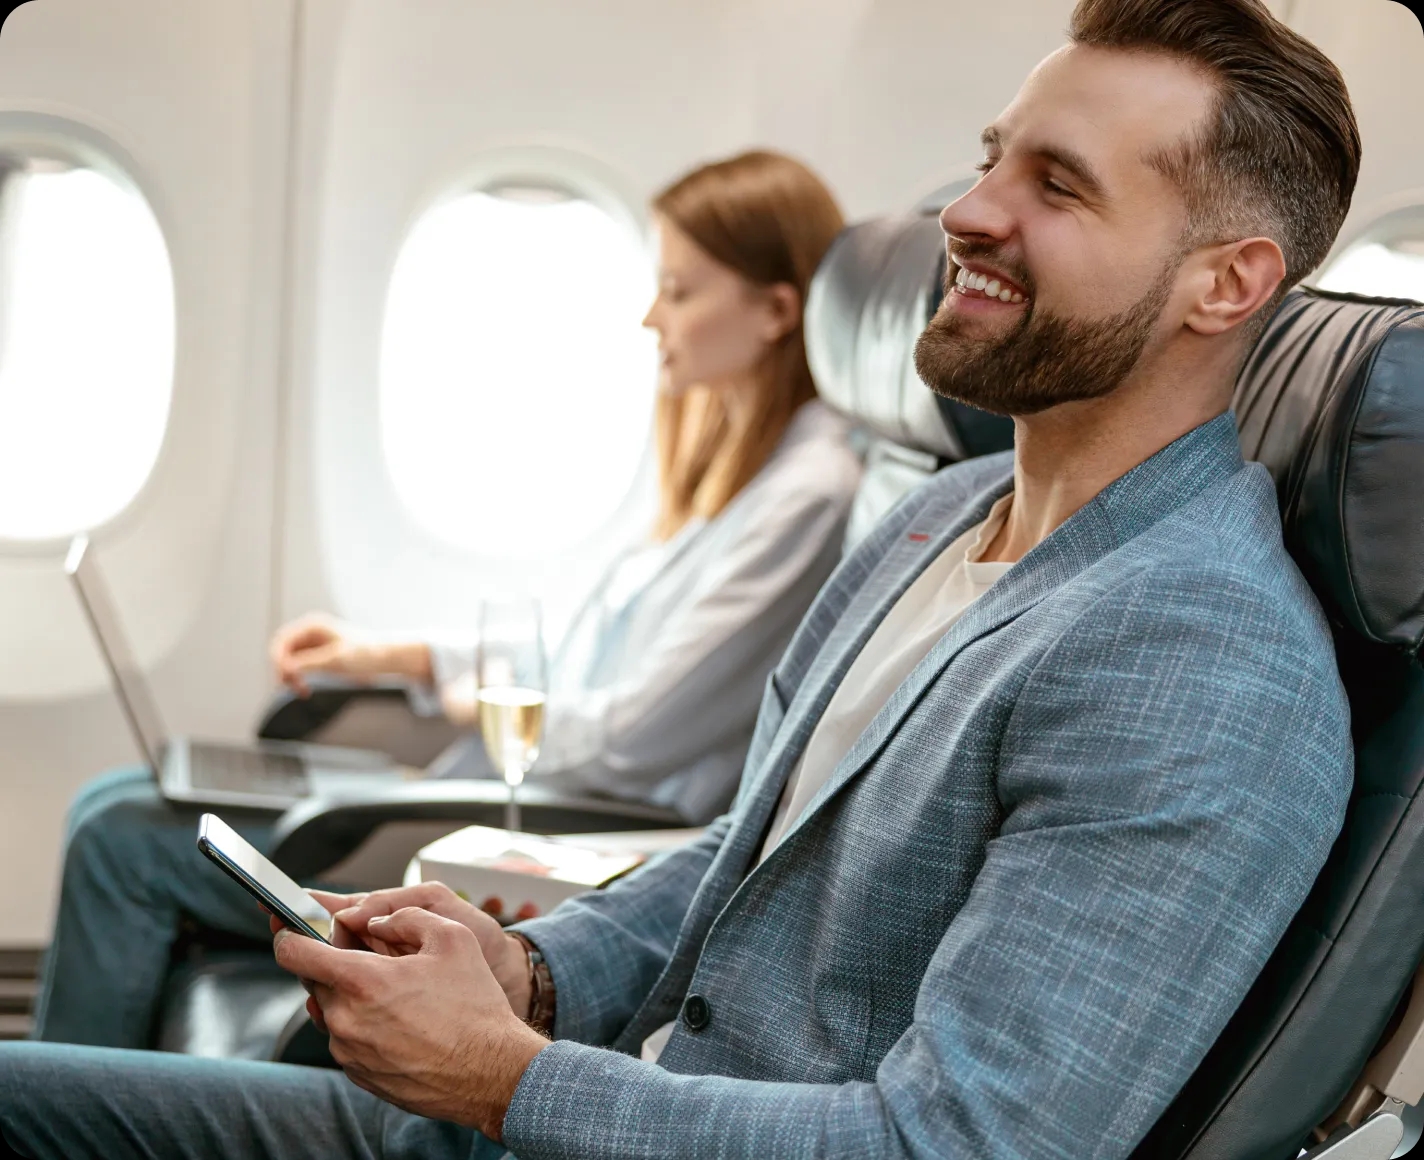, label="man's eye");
[975,160,995,175]
[1043,179,1078,199]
